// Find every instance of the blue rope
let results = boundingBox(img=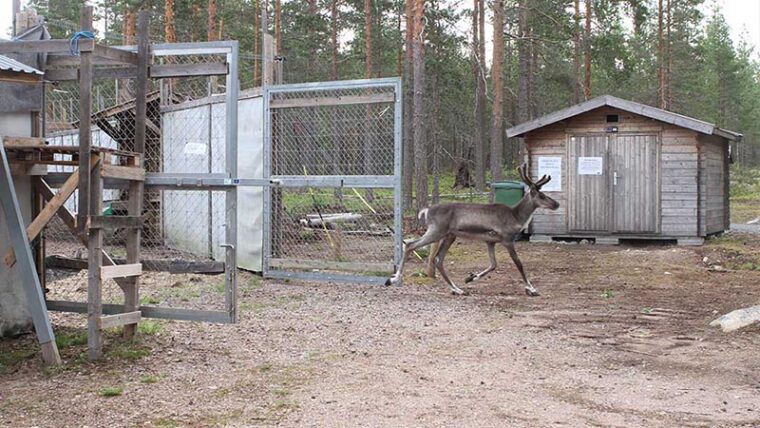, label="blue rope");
[69,31,95,56]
